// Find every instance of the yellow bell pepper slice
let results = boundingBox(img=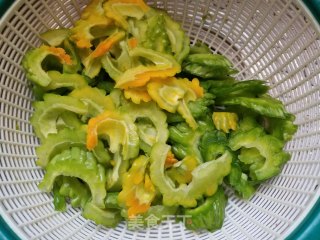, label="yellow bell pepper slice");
[86,111,139,160]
